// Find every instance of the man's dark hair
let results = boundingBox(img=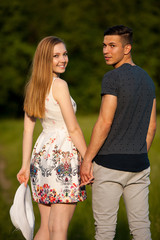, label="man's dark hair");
[104,25,133,46]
